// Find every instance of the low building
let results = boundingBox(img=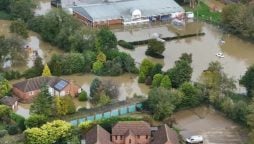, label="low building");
[12,76,81,103]
[0,96,18,110]
[72,0,184,27]
[84,121,180,144]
